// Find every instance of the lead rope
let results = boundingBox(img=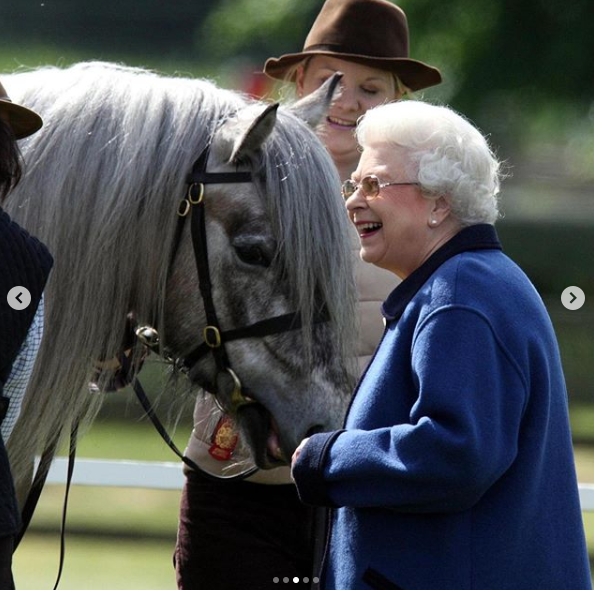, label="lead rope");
[127,345,258,481]
[132,376,257,480]
[50,423,77,590]
[14,420,78,590]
